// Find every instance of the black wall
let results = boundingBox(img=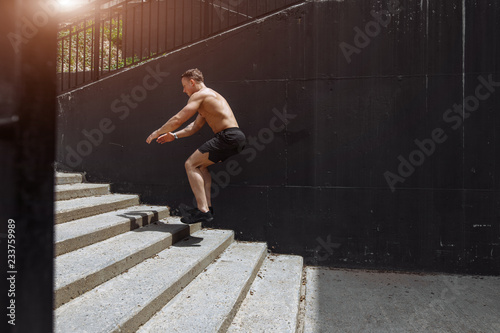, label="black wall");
[56,0,500,275]
[1,0,56,331]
